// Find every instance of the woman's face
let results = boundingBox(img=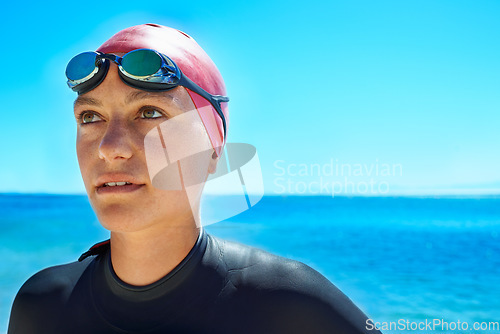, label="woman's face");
[74,64,217,233]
